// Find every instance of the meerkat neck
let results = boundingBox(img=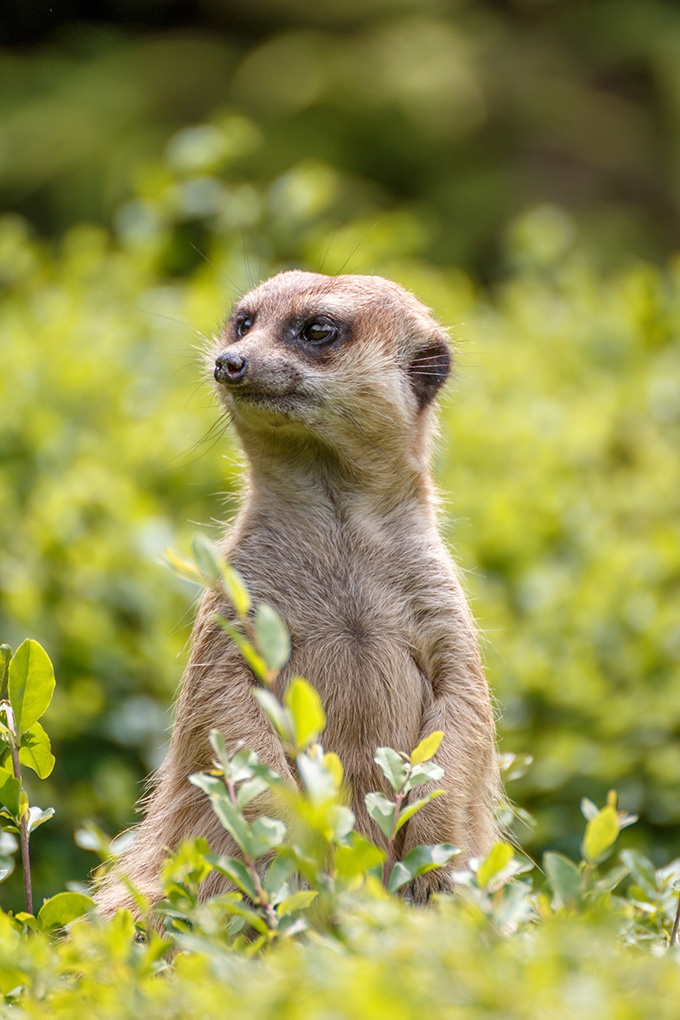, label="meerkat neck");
[237,427,435,521]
